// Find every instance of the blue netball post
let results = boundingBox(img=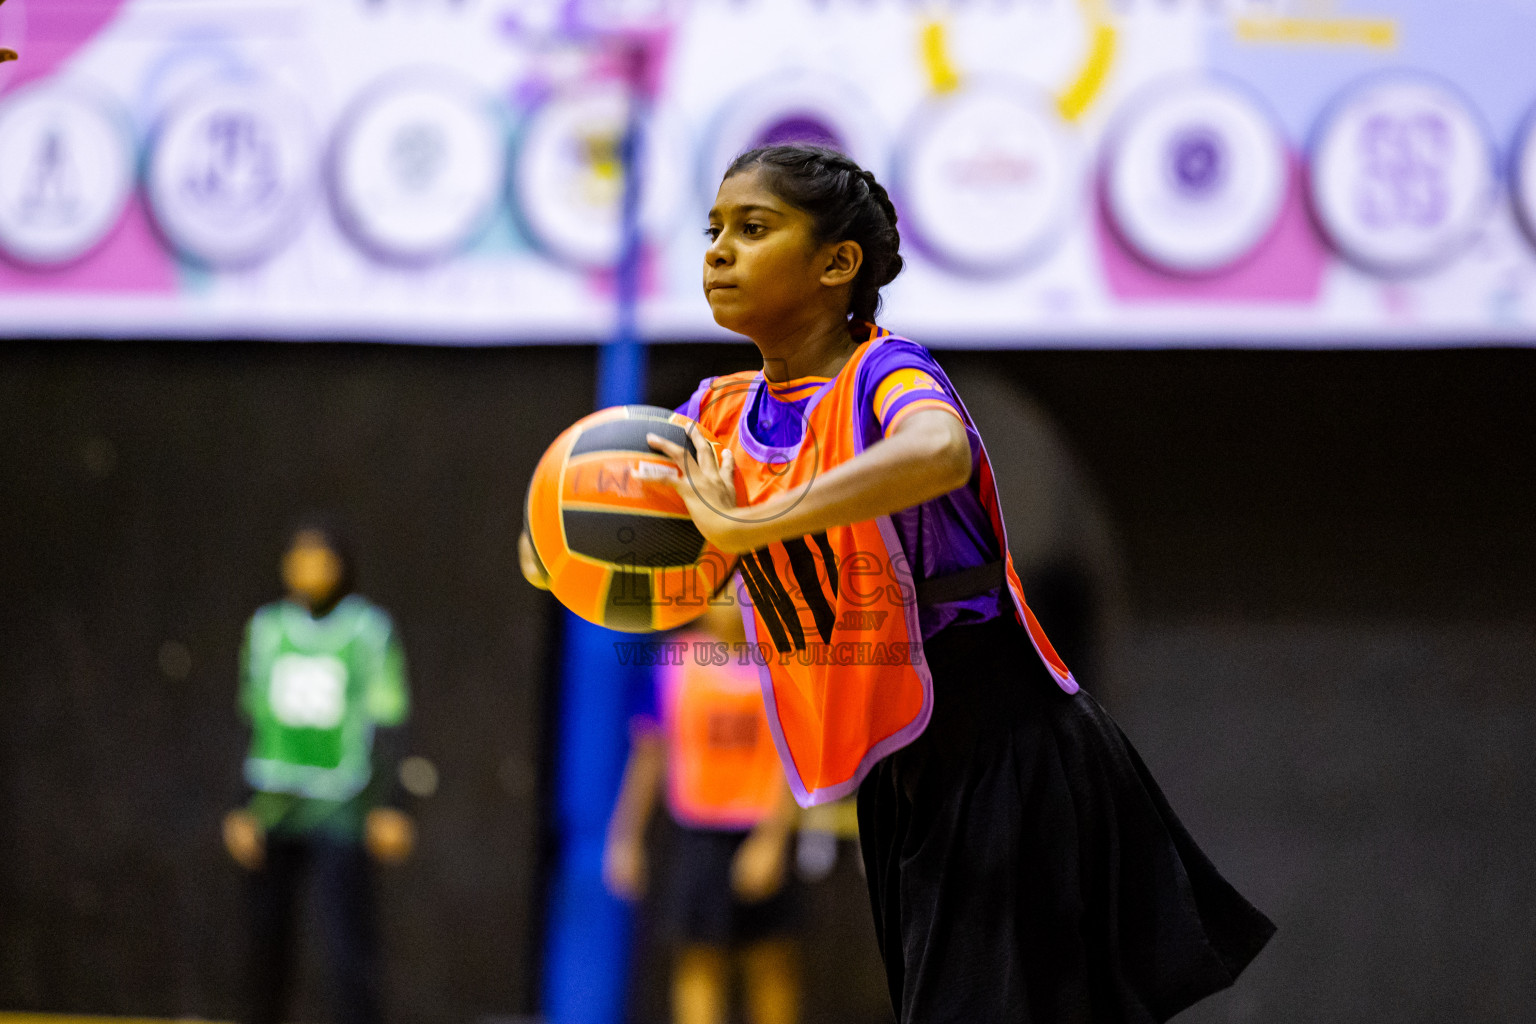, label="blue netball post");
[540,35,653,1024]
